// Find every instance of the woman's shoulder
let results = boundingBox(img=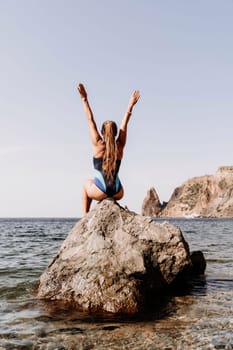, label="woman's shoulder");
[93,140,105,158]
